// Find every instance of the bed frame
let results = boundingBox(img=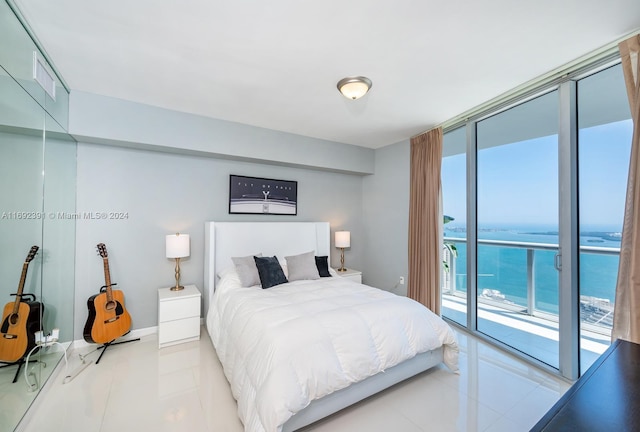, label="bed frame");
[204,221,444,431]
